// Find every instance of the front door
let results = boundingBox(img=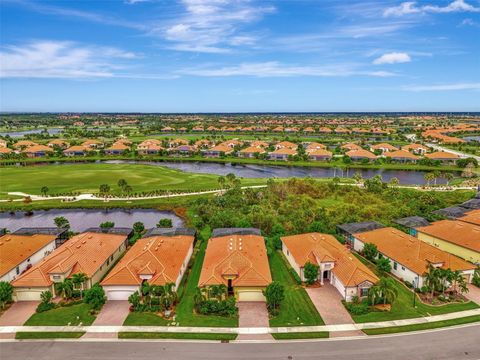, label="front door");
[227,279,234,296]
